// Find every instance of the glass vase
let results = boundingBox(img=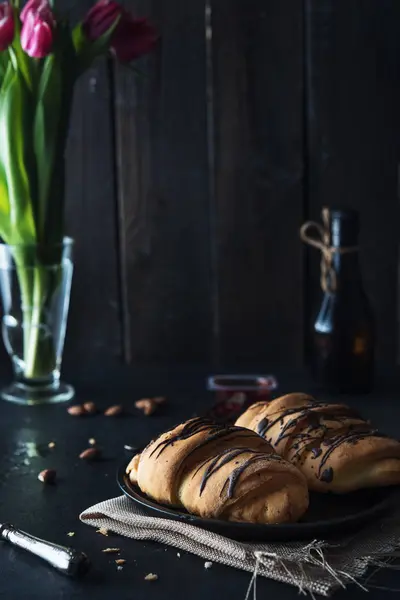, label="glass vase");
[0,238,74,405]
